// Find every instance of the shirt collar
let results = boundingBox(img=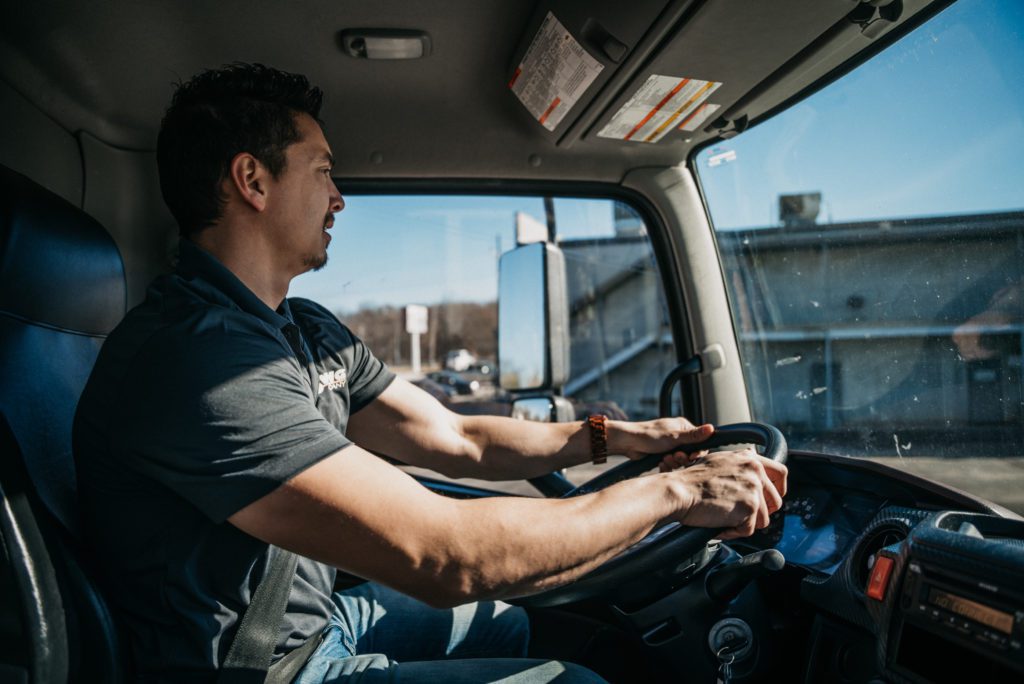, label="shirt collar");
[176,239,292,330]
